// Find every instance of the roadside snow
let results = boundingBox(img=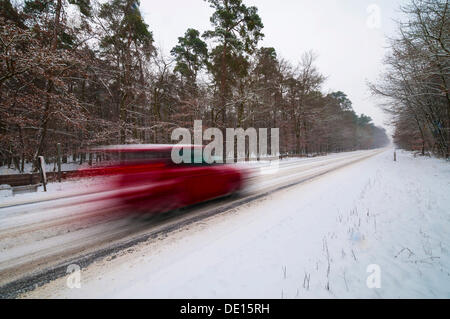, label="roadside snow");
[0,162,83,175]
[22,149,450,298]
[0,177,111,206]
